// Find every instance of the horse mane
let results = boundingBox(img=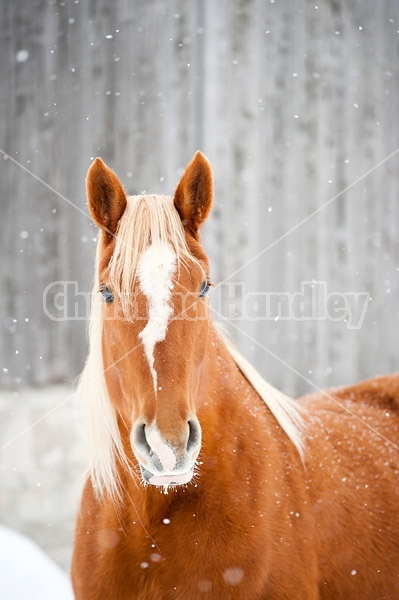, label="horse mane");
[220,332,306,461]
[78,278,127,502]
[79,195,304,501]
